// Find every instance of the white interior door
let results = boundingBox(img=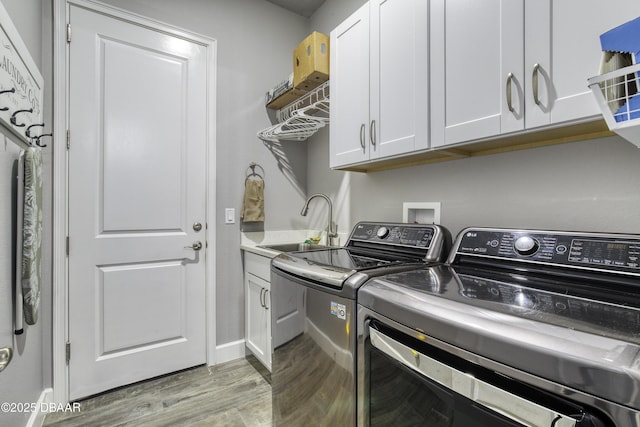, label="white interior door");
[68,4,208,400]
